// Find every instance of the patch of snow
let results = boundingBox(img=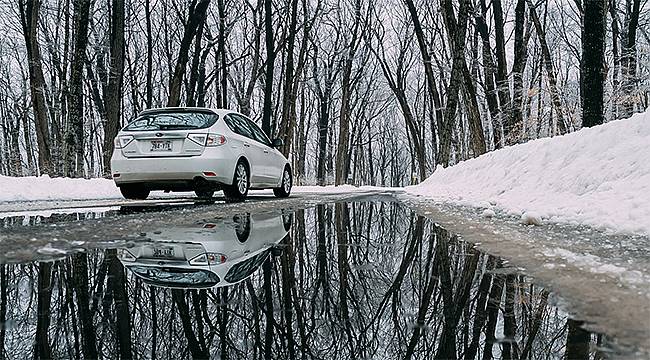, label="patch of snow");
[1,174,396,203]
[36,245,69,256]
[481,209,496,218]
[520,212,543,226]
[407,110,650,235]
[542,247,648,285]
[0,175,120,202]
